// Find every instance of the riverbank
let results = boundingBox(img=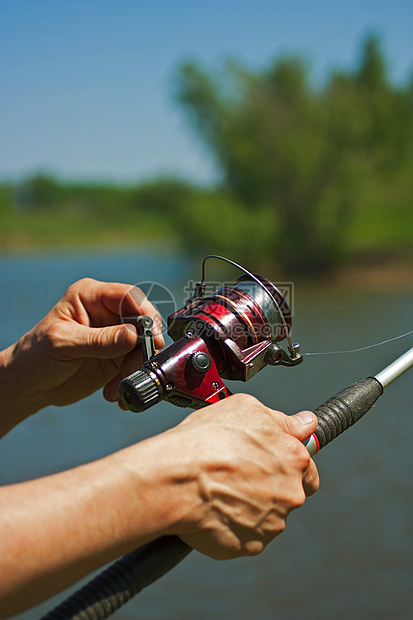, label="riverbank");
[298,257,413,293]
[1,243,412,293]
